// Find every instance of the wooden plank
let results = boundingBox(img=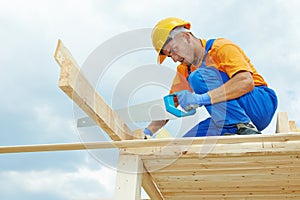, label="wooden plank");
[54,39,132,141]
[158,184,300,194]
[146,154,300,165]
[276,112,290,133]
[155,172,300,182]
[160,185,300,193]
[163,193,300,200]
[164,196,299,200]
[177,141,300,157]
[151,165,300,177]
[0,142,100,153]
[162,189,300,196]
[146,158,300,174]
[153,172,300,186]
[131,141,300,160]
[144,154,299,166]
[164,196,300,200]
[115,154,143,200]
[157,179,300,188]
[290,120,297,132]
[143,155,300,173]
[142,171,164,200]
[1,133,300,154]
